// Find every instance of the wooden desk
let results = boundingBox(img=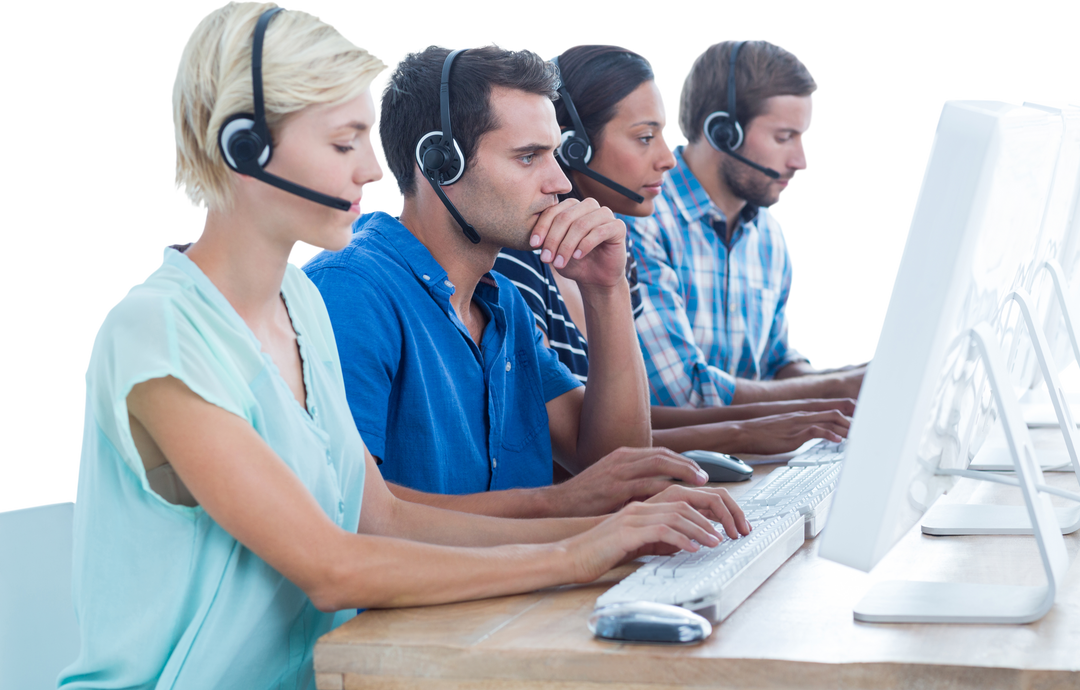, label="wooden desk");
[316,436,1080,689]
